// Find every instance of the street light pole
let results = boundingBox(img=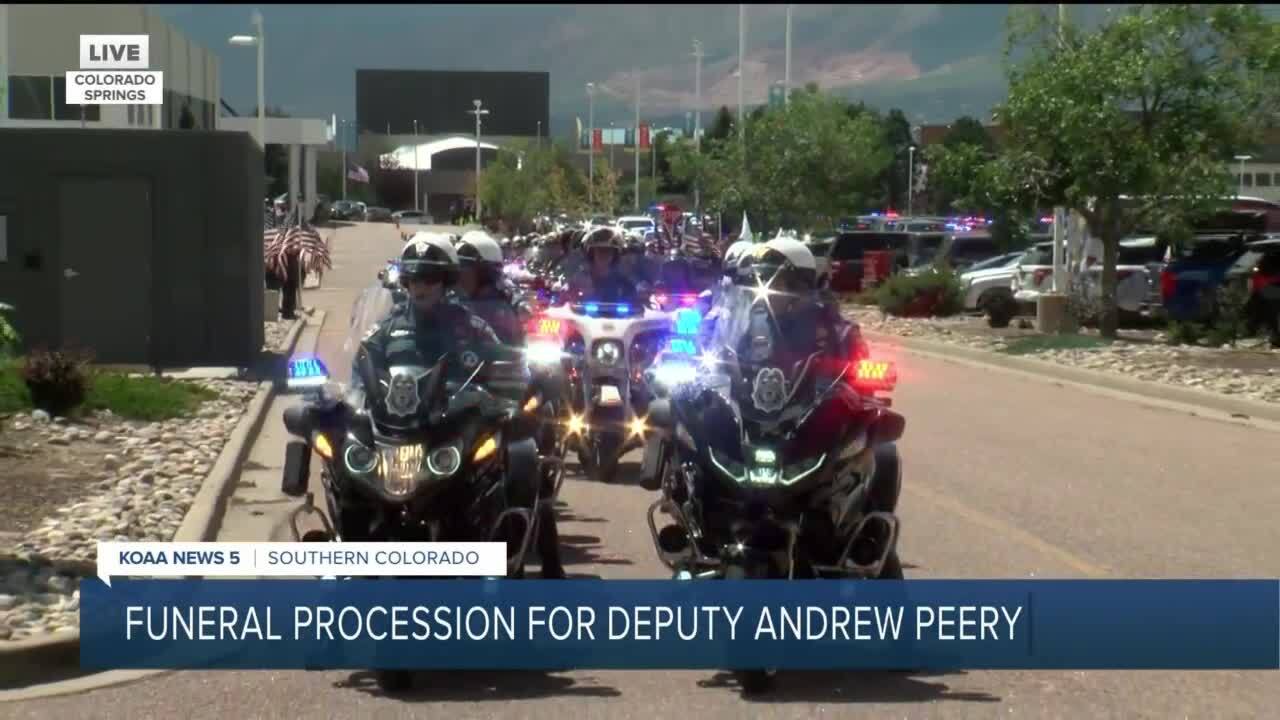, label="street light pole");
[737,4,746,144]
[634,74,642,211]
[610,121,616,171]
[469,99,490,220]
[412,118,419,212]
[784,4,792,105]
[692,39,704,215]
[537,120,541,149]
[907,145,915,217]
[228,10,265,148]
[1235,155,1253,197]
[587,82,595,209]
[254,10,264,149]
